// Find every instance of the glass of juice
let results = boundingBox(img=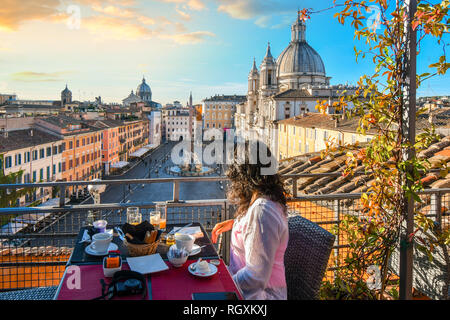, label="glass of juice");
[166,233,175,246]
[150,211,161,230]
[156,204,167,231]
